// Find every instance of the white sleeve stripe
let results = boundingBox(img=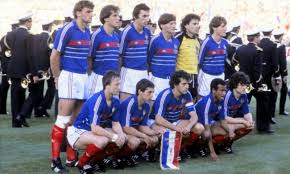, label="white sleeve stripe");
[198,37,210,62]
[125,98,135,126]
[185,102,194,107]
[149,34,160,50]
[224,91,231,116]
[92,95,103,124]
[119,26,132,53]
[204,98,211,125]
[174,32,183,39]
[157,89,170,116]
[89,28,102,56]
[57,22,74,52]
